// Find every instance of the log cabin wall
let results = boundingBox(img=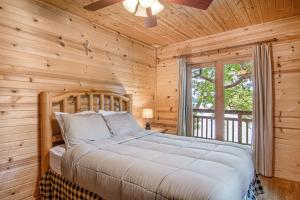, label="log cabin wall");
[155,15,300,182]
[0,0,156,198]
